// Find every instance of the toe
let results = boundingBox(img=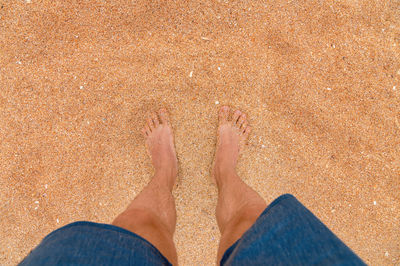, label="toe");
[232,110,242,124]
[243,126,251,139]
[241,121,248,133]
[147,117,154,130]
[159,108,170,125]
[145,125,151,135]
[237,114,246,128]
[151,112,160,127]
[141,127,148,137]
[219,106,229,123]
